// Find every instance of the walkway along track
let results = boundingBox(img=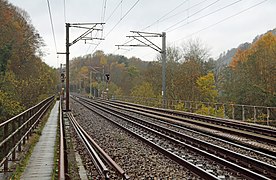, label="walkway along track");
[0,96,54,173]
[72,96,276,179]
[101,98,276,154]
[66,111,129,179]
